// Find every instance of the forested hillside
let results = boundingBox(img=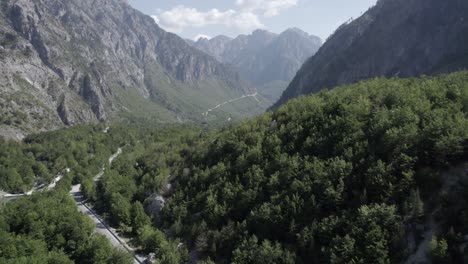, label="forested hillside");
[0,124,138,262]
[0,191,132,263]
[160,72,468,263]
[1,72,467,263]
[2,0,468,263]
[0,123,204,263]
[80,72,468,263]
[0,124,131,193]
